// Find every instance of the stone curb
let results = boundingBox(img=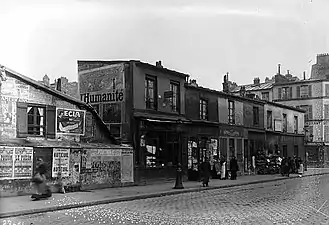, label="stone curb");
[1,171,329,219]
